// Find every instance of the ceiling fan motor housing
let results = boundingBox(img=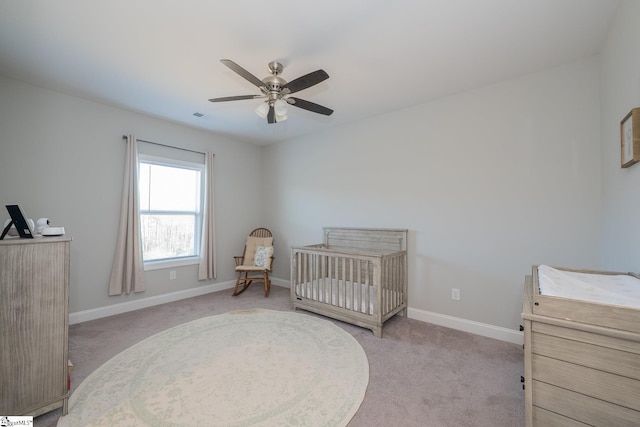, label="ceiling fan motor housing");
[263,61,287,102]
[263,75,286,92]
